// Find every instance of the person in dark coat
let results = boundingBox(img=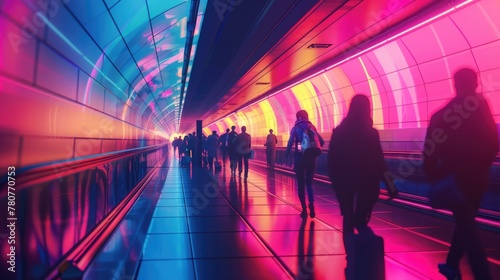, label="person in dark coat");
[206,131,219,169]
[172,137,178,154]
[218,128,230,167]
[328,94,395,248]
[286,110,325,218]
[423,68,498,280]
[265,129,278,170]
[227,126,239,176]
[180,135,189,160]
[233,126,252,180]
